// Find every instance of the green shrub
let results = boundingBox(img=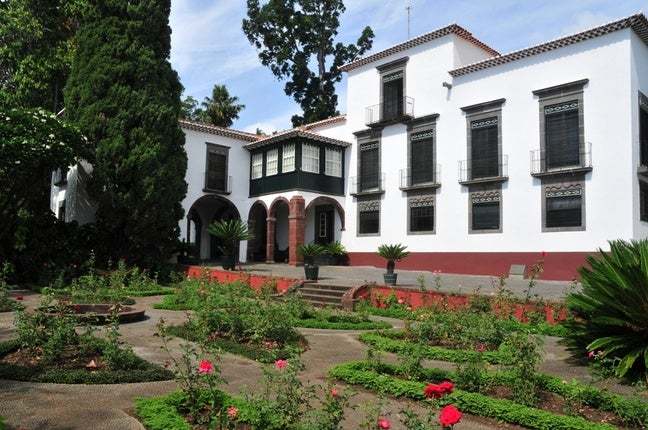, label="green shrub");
[565,239,648,382]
